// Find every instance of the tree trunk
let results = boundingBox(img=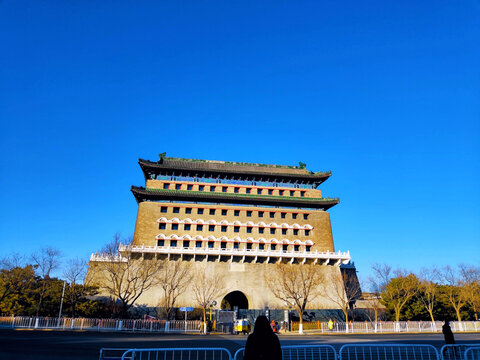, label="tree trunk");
[297,307,303,334]
[428,309,435,322]
[395,308,400,322]
[344,308,349,323]
[202,307,207,333]
[455,308,462,321]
